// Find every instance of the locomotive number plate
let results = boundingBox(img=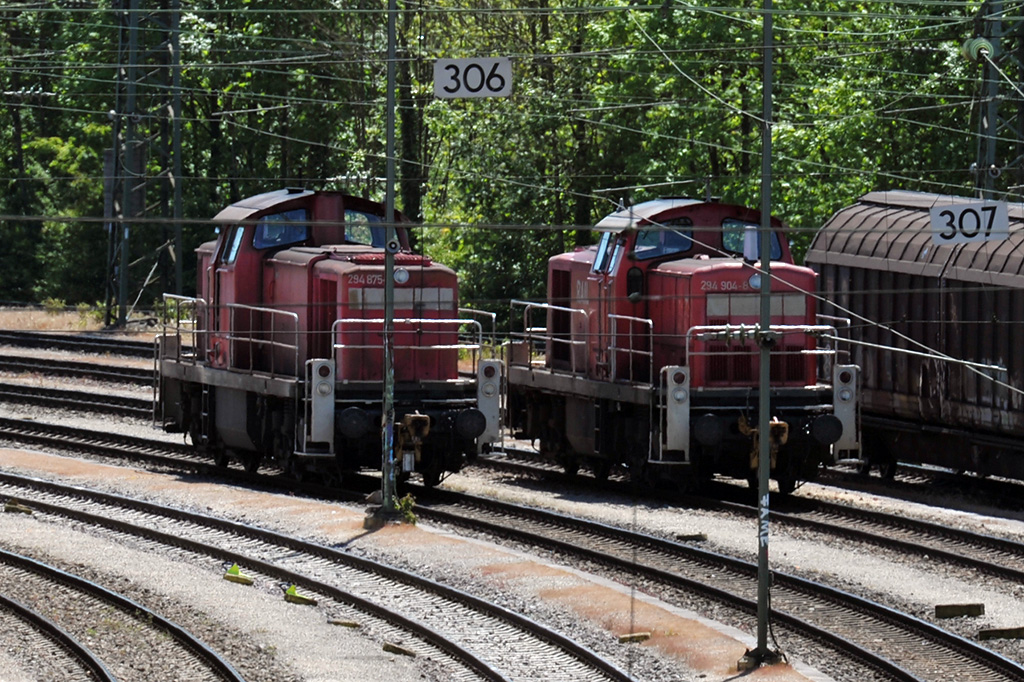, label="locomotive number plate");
[929,201,1009,245]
